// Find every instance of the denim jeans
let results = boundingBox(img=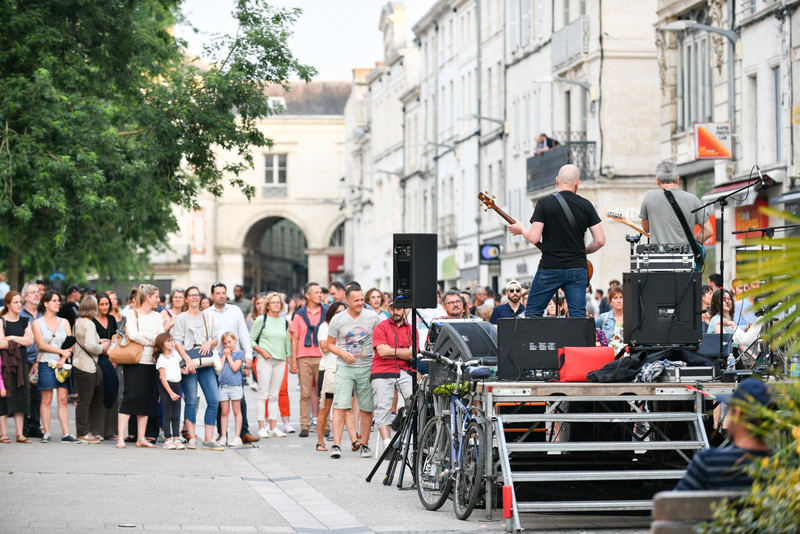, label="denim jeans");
[181,366,219,426]
[525,267,588,318]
